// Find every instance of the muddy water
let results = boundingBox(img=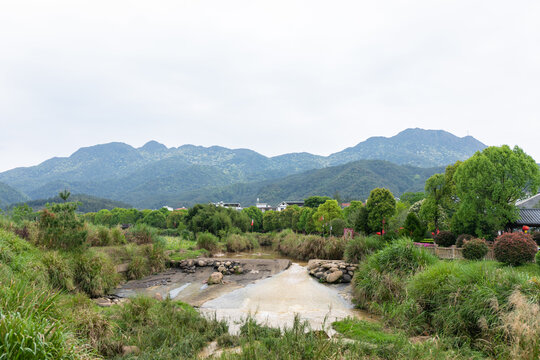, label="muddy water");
[200,263,375,335]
